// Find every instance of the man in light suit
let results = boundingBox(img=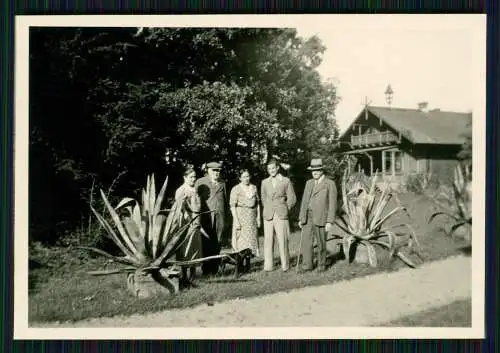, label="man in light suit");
[195,161,228,275]
[298,158,337,272]
[261,158,297,272]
